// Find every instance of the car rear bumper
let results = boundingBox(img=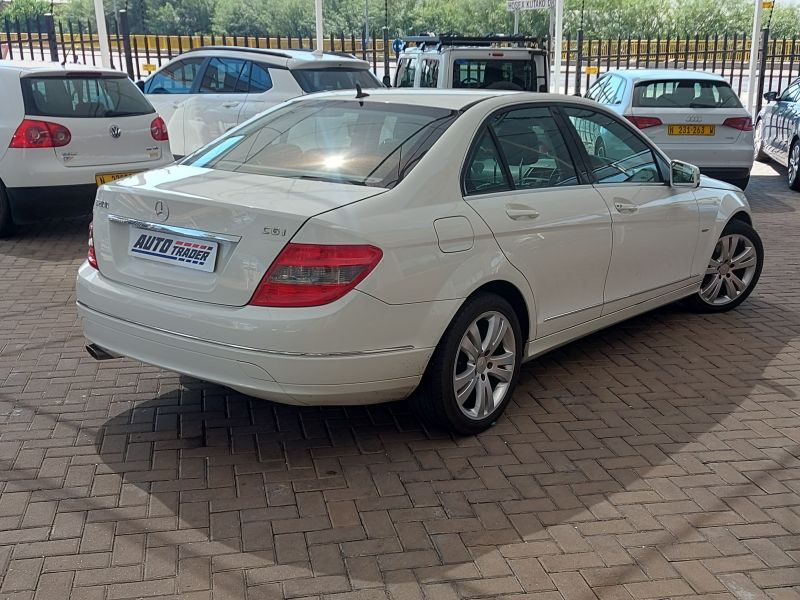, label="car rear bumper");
[657,142,754,173]
[75,264,455,405]
[5,184,98,223]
